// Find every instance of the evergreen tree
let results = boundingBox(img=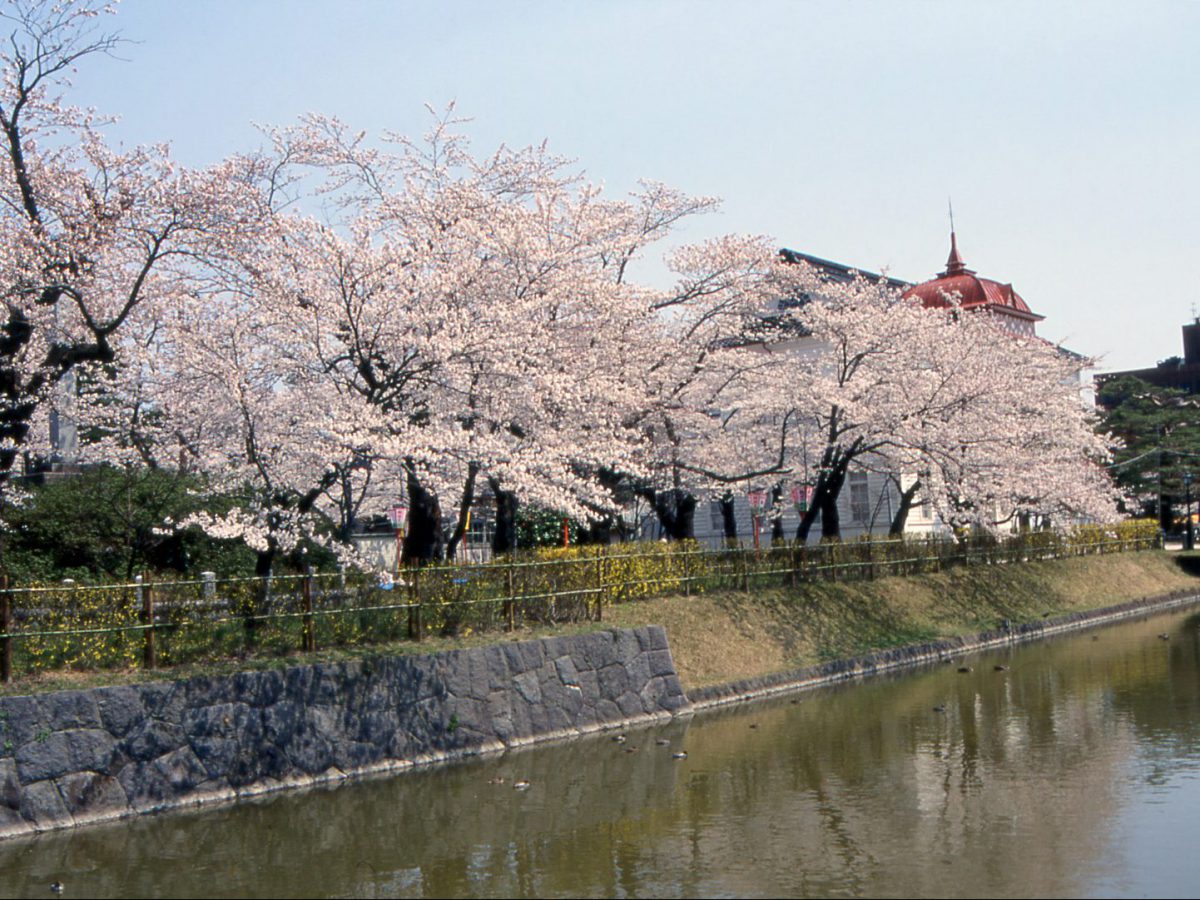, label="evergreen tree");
[1098,376,1200,531]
